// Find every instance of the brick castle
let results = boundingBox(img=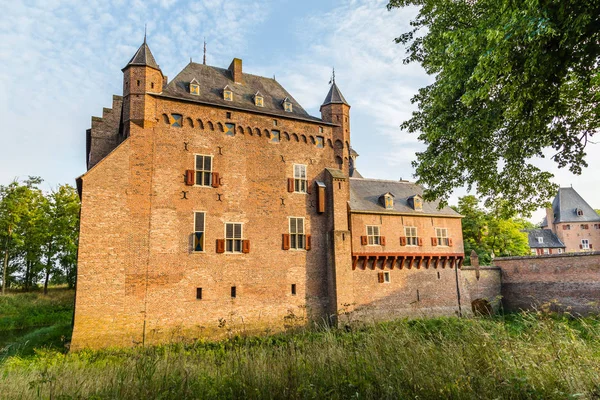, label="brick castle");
[72,39,468,350]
